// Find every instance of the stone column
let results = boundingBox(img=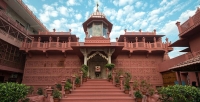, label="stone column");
[176,22,182,34]
[57,37,59,47]
[81,49,89,77]
[112,71,116,85]
[46,86,53,102]
[68,37,71,48]
[80,71,83,85]
[129,80,133,97]
[37,37,41,48]
[108,54,111,64]
[107,48,115,64]
[120,75,124,90]
[71,75,76,90]
[61,79,66,97]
